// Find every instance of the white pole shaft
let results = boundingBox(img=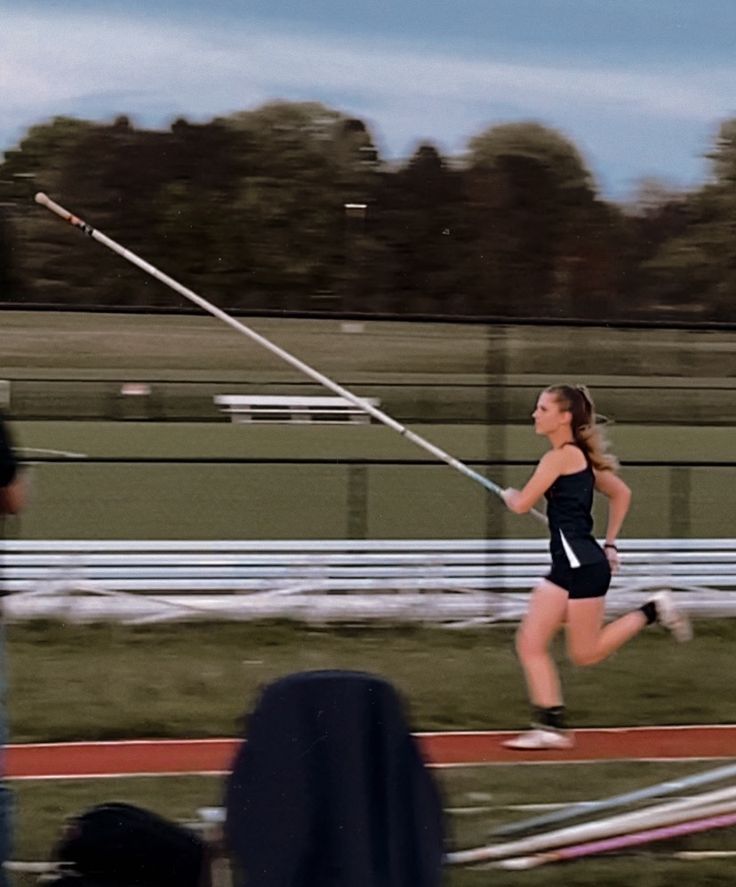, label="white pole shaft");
[34,192,546,524]
[446,784,736,864]
[493,759,736,837]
